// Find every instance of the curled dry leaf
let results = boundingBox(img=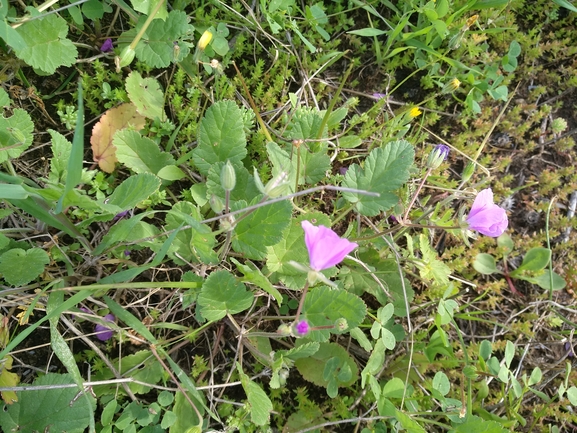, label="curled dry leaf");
[90,103,146,173]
